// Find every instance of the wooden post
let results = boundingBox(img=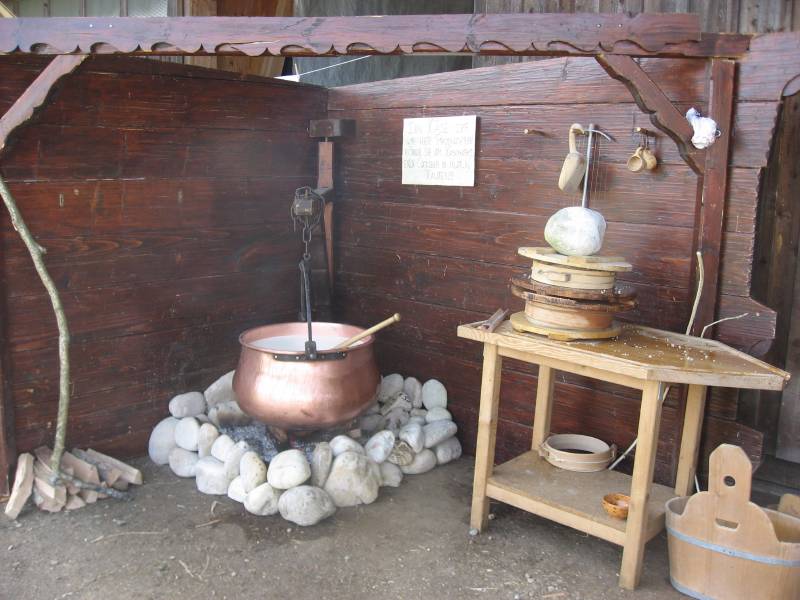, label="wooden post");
[531,365,555,450]
[470,342,503,532]
[675,384,707,496]
[619,380,664,590]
